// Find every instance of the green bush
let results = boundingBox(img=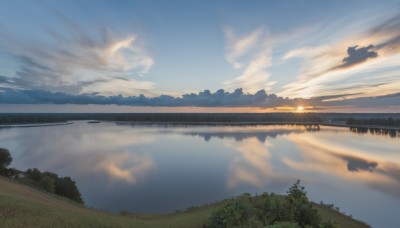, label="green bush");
[267,221,300,228]
[55,176,84,204]
[0,148,12,175]
[23,168,84,204]
[208,181,323,228]
[39,176,56,193]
